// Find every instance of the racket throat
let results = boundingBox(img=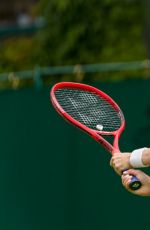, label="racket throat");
[97,134,120,154]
